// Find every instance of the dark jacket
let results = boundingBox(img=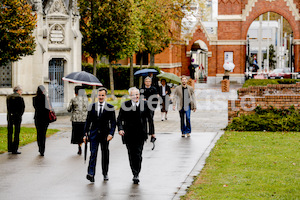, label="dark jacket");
[140,86,157,100]
[84,103,116,141]
[6,92,25,120]
[33,95,50,123]
[117,100,154,144]
[159,85,171,97]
